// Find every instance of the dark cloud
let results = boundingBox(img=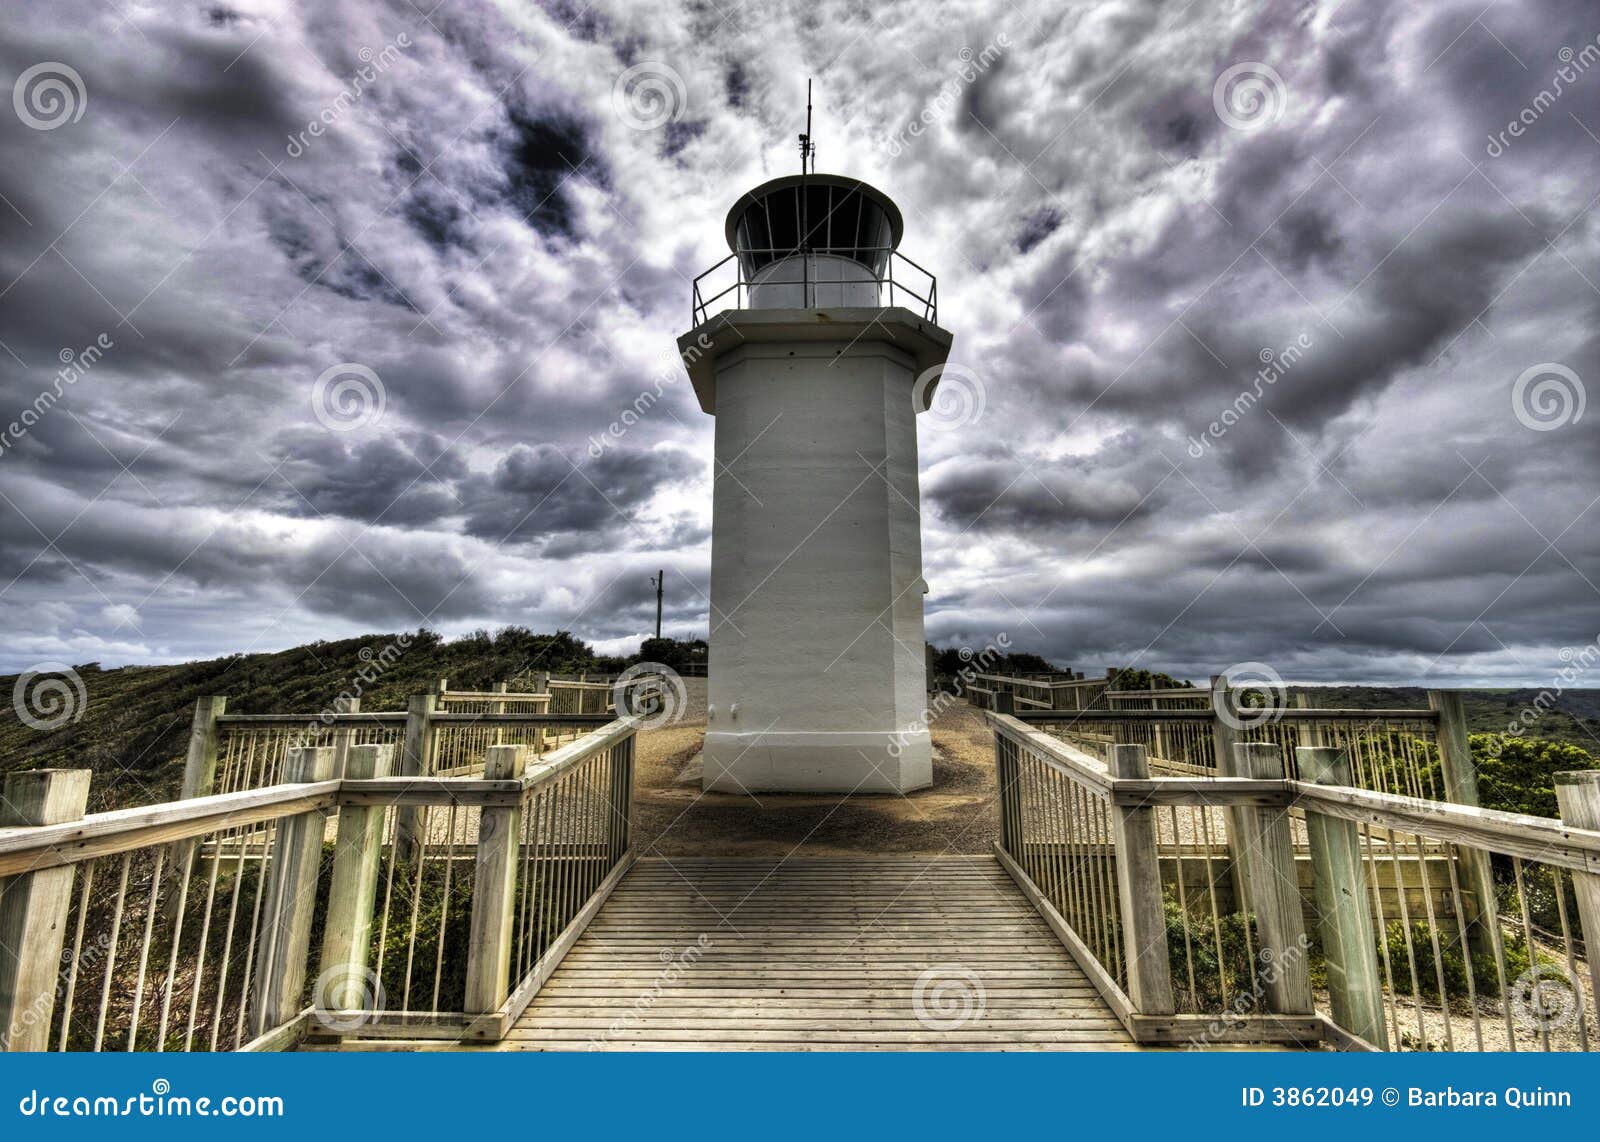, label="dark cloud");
[498,109,594,240]
[461,443,701,548]
[0,0,1594,683]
